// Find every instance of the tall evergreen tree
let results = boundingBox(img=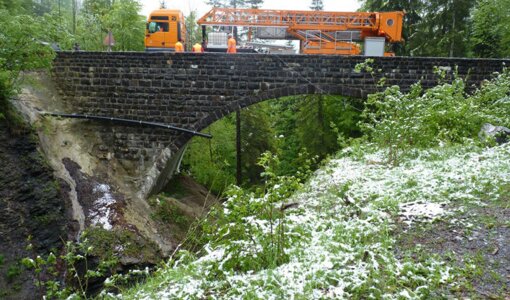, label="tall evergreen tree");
[206,0,226,7]
[245,0,263,8]
[0,0,36,13]
[185,10,203,50]
[413,0,475,57]
[310,0,323,11]
[470,0,510,58]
